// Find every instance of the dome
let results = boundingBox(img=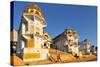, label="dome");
[25,4,41,11]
